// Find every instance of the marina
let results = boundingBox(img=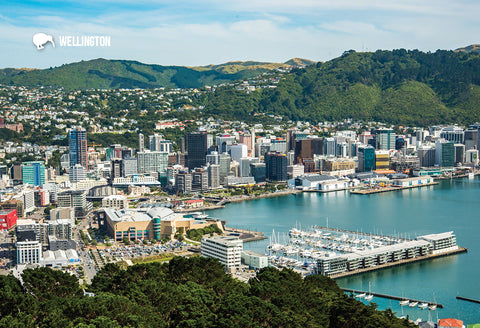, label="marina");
[341,288,444,309]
